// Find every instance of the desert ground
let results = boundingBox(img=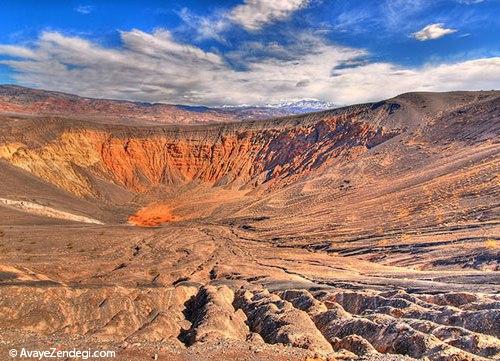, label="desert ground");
[0,90,498,360]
